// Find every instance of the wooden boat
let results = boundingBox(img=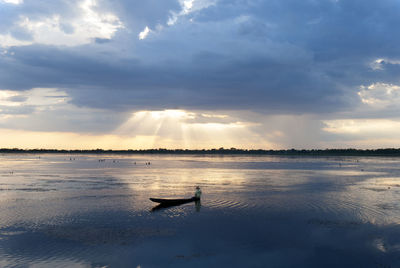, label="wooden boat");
[149,197,199,205]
